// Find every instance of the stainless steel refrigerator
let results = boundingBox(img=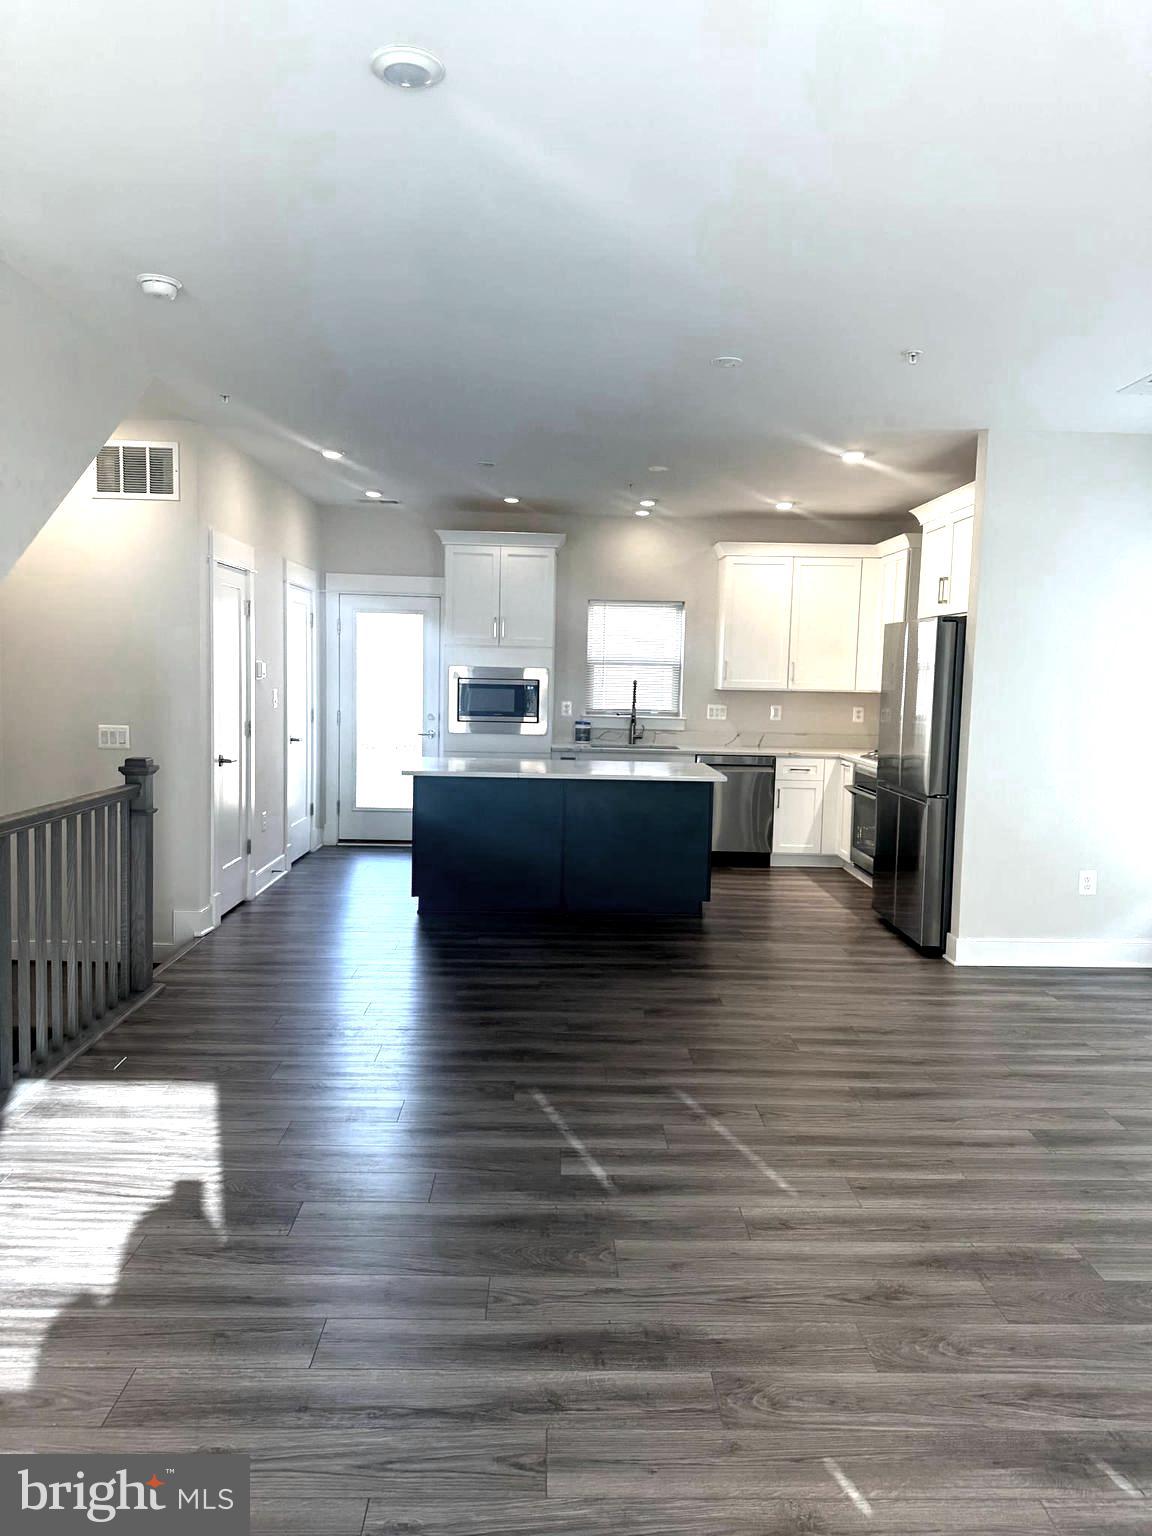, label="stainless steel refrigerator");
[872,616,966,953]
